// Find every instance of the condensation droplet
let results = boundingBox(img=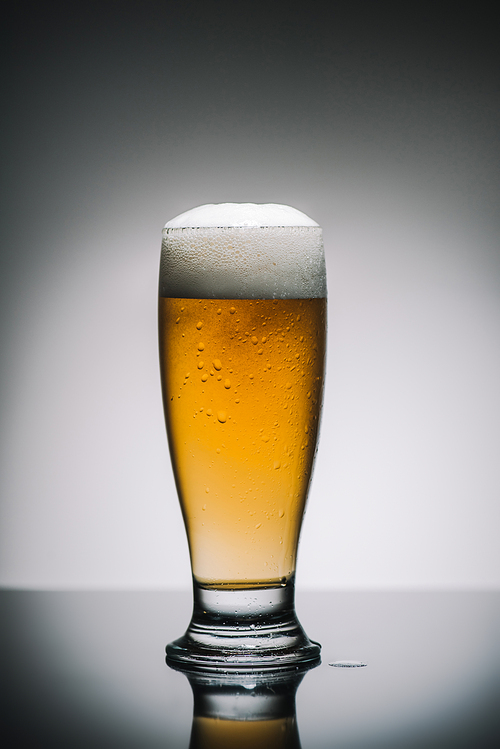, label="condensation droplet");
[213,359,222,371]
[175,317,180,324]
[217,309,222,315]
[255,523,261,529]
[198,342,205,351]
[206,409,213,416]
[205,487,210,493]
[217,411,227,423]
[185,372,190,379]
[286,382,292,389]
[202,504,207,511]
[197,361,204,370]
[251,336,258,345]
[230,307,236,314]
[196,321,203,330]
[261,336,267,343]
[216,448,221,454]
[305,425,309,433]
[249,374,254,380]
[261,434,270,443]
[279,508,285,518]
[224,379,231,389]
[274,461,281,470]
[217,374,222,381]
[201,373,208,382]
